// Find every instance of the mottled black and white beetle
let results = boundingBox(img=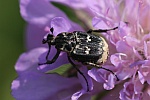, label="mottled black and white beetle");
[39,27,119,91]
